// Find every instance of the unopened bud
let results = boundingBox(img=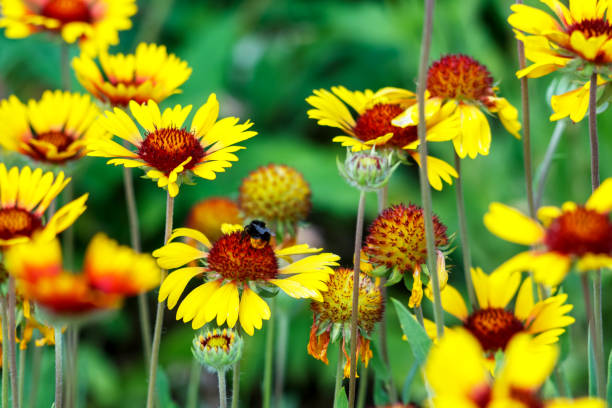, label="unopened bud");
[337,148,400,192]
[191,327,243,372]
